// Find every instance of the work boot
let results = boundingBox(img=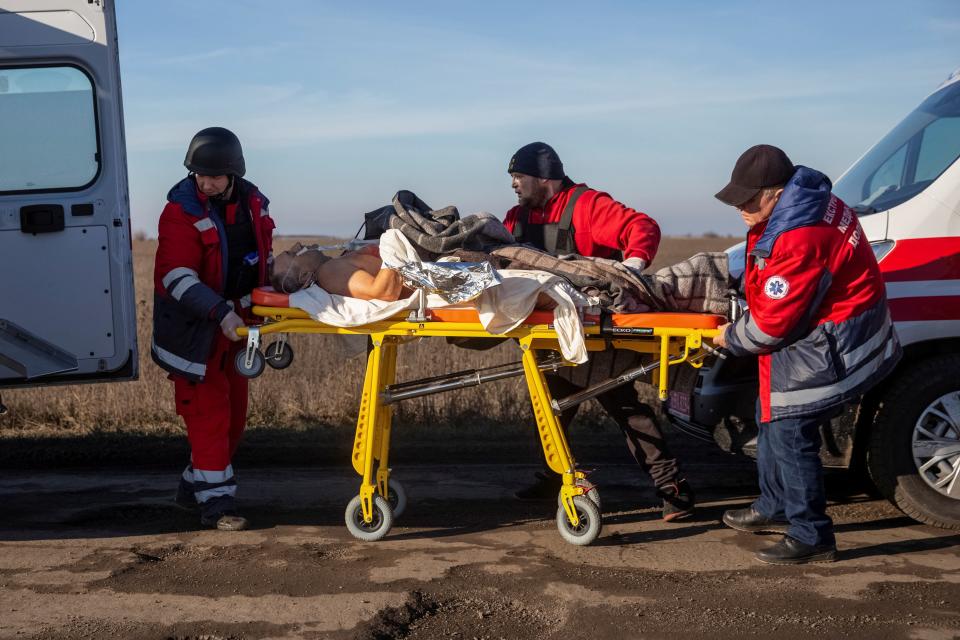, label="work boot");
[199,496,249,531]
[755,535,837,565]
[514,471,562,501]
[657,479,695,522]
[202,512,250,531]
[722,507,788,534]
[173,477,198,512]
